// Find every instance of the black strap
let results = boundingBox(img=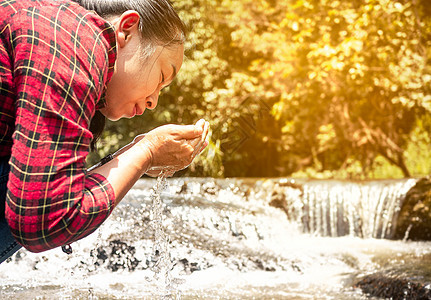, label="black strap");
[0,156,11,219]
